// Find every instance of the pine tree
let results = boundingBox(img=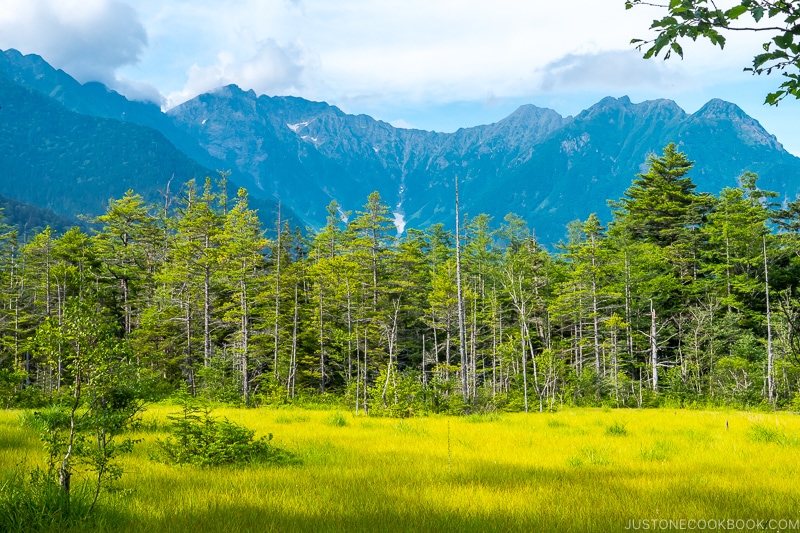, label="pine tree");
[218,188,268,405]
